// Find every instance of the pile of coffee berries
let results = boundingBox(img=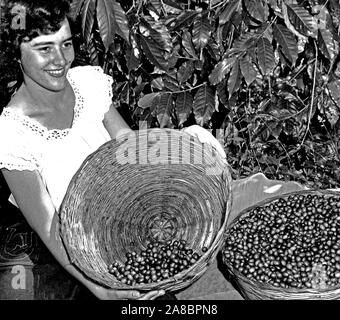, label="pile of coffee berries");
[223,193,340,289]
[108,239,207,285]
